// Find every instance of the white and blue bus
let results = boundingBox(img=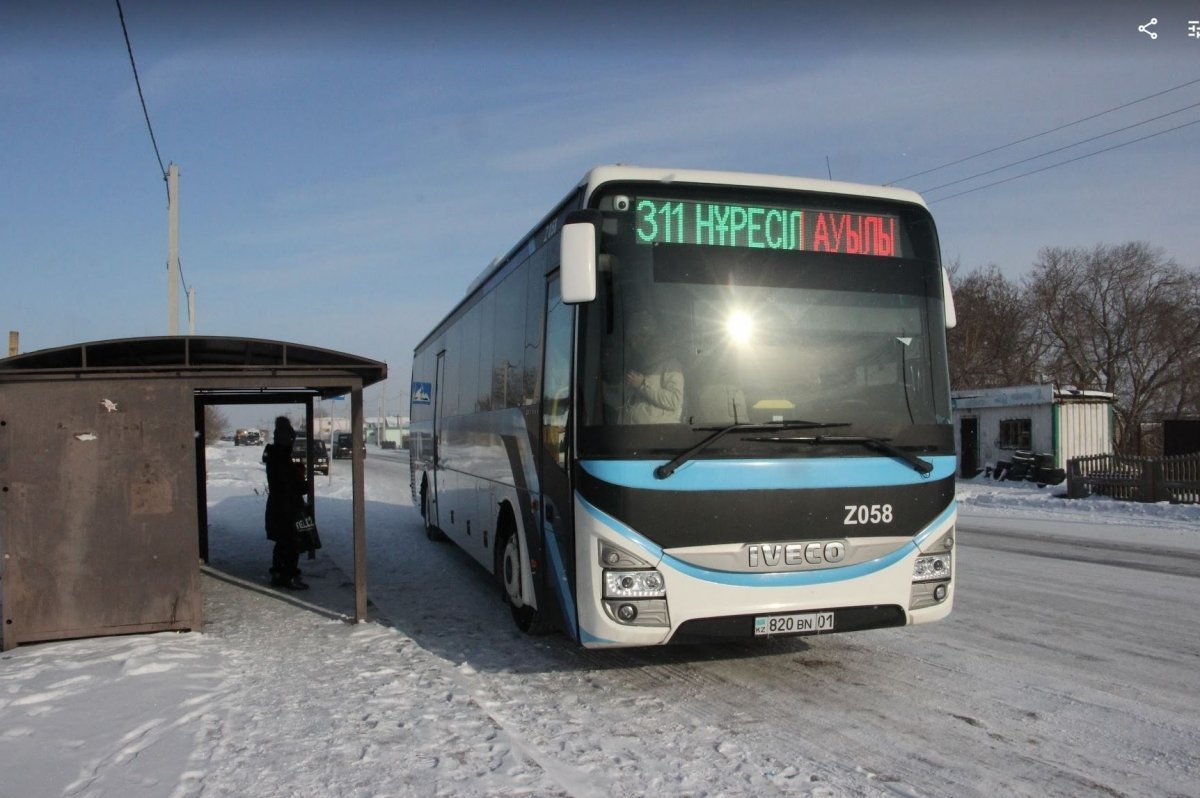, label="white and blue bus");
[410,166,956,647]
